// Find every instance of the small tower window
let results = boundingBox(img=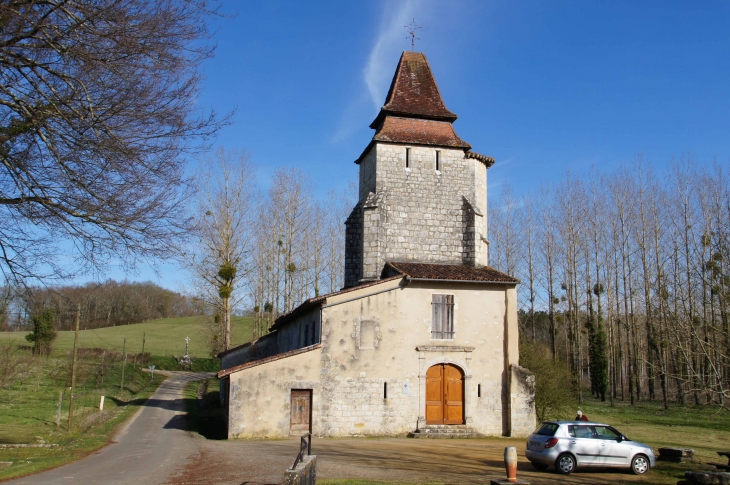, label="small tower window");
[405,147,410,168]
[435,150,441,171]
